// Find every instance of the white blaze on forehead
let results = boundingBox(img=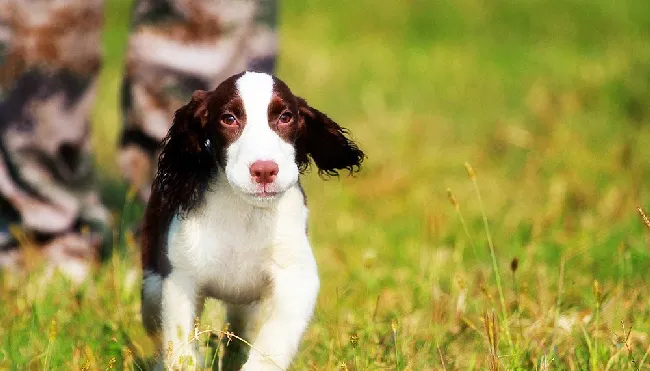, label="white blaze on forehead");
[235,72,274,125]
[224,71,299,202]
